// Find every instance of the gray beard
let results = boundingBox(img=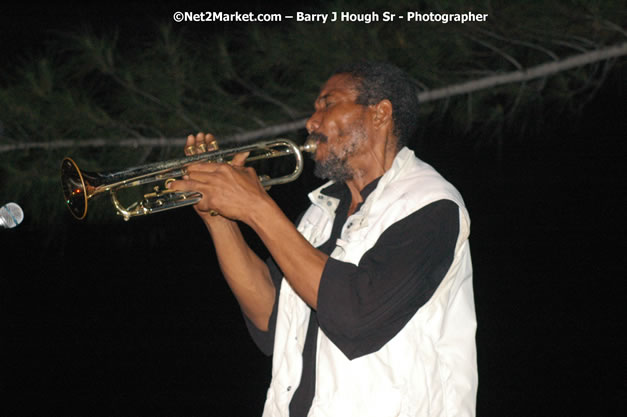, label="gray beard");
[308,120,365,182]
[313,152,354,182]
